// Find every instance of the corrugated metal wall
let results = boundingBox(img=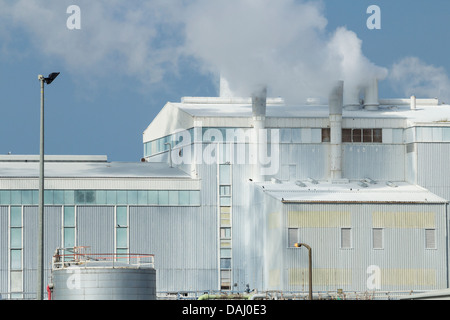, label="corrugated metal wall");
[270,202,447,293]
[77,206,114,254]
[416,143,450,201]
[343,144,405,181]
[23,206,62,298]
[129,205,217,292]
